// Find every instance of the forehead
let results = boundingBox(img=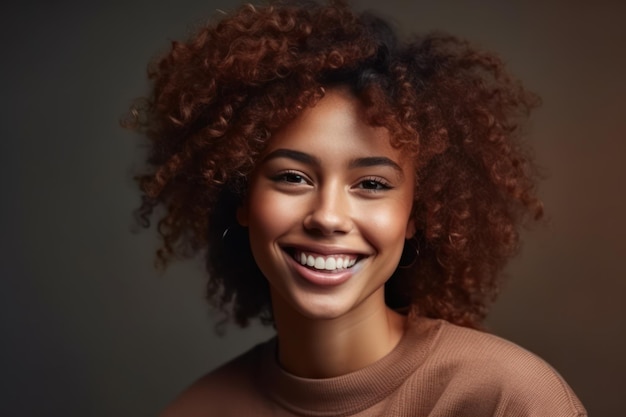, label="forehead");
[263,88,405,163]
